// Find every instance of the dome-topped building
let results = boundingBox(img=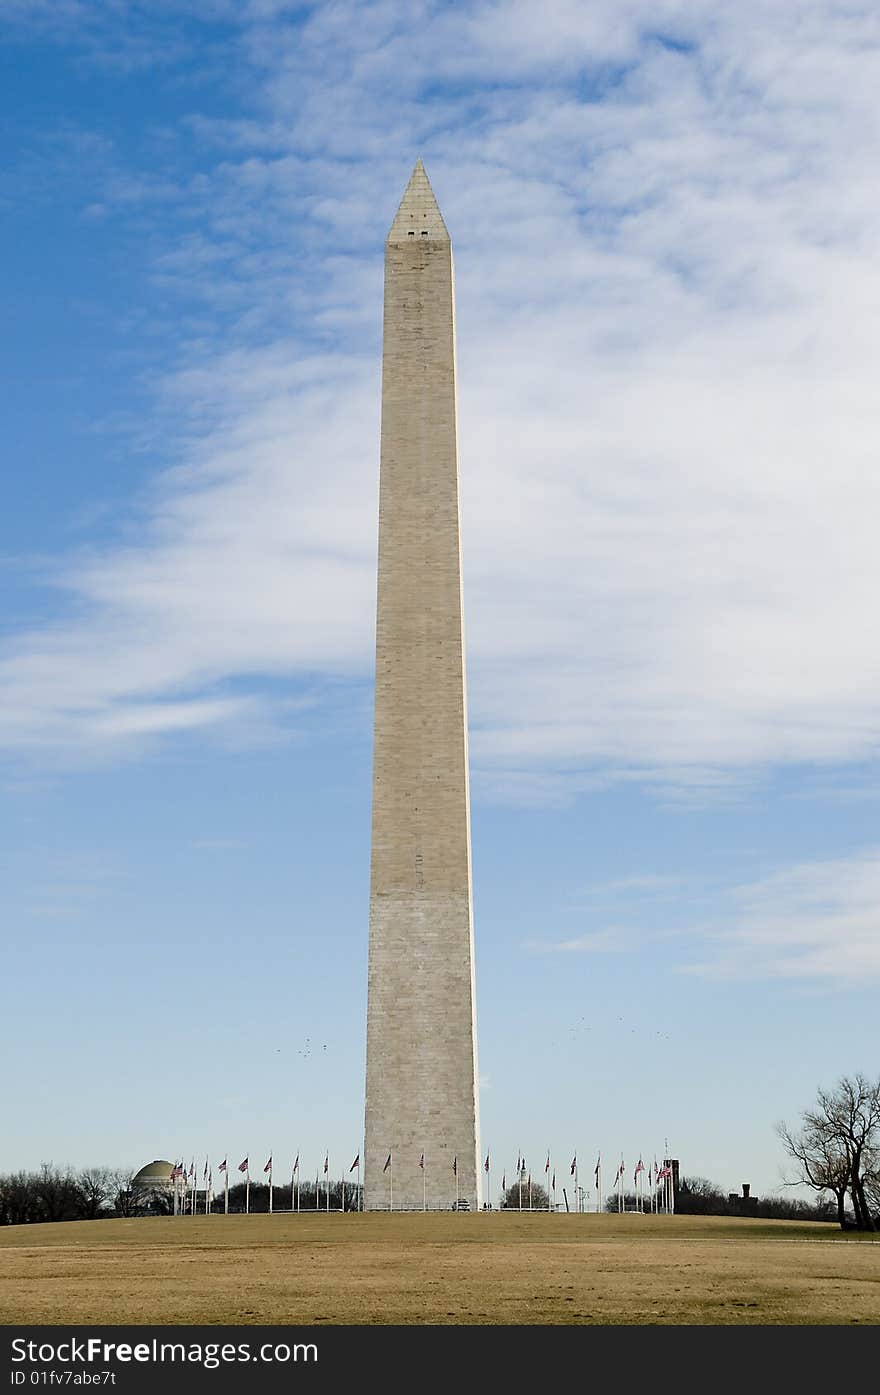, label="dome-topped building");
[132,1159,175,1190]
